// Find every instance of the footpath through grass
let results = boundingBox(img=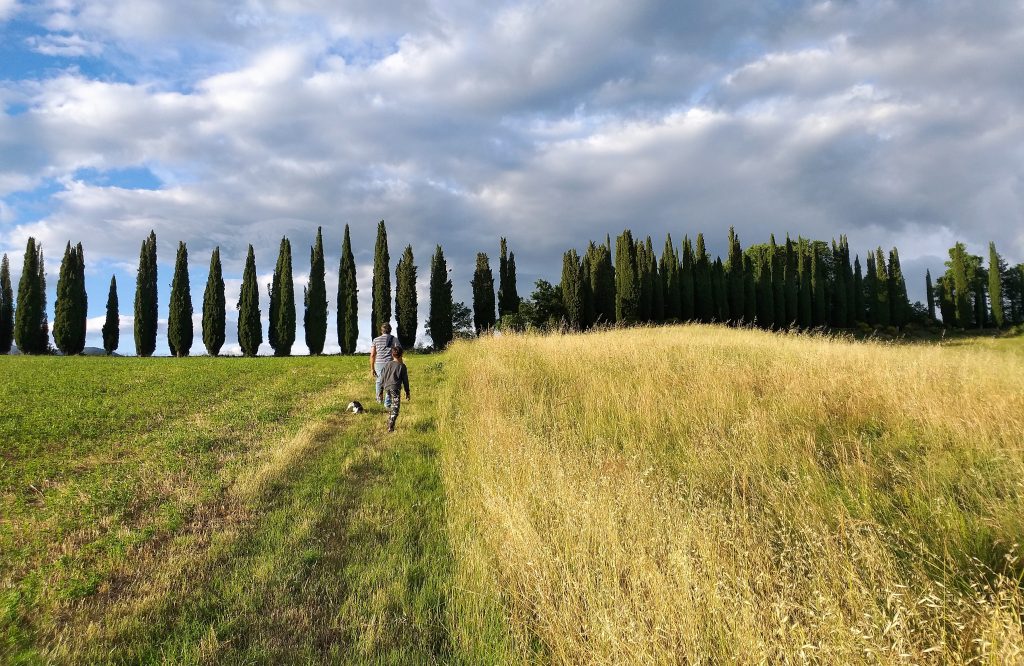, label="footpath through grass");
[1,354,455,664]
